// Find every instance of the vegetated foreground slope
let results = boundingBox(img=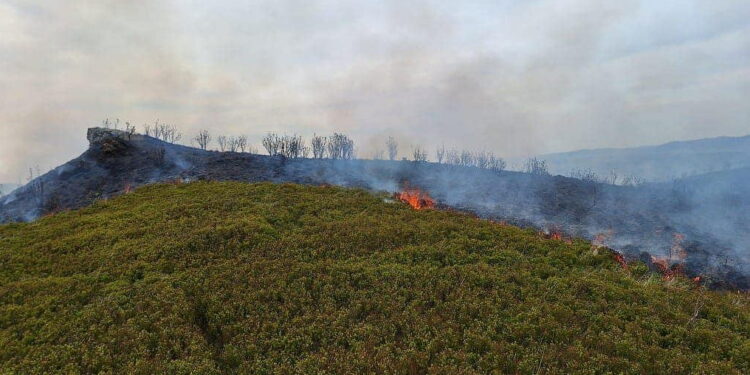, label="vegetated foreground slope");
[1,182,748,374]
